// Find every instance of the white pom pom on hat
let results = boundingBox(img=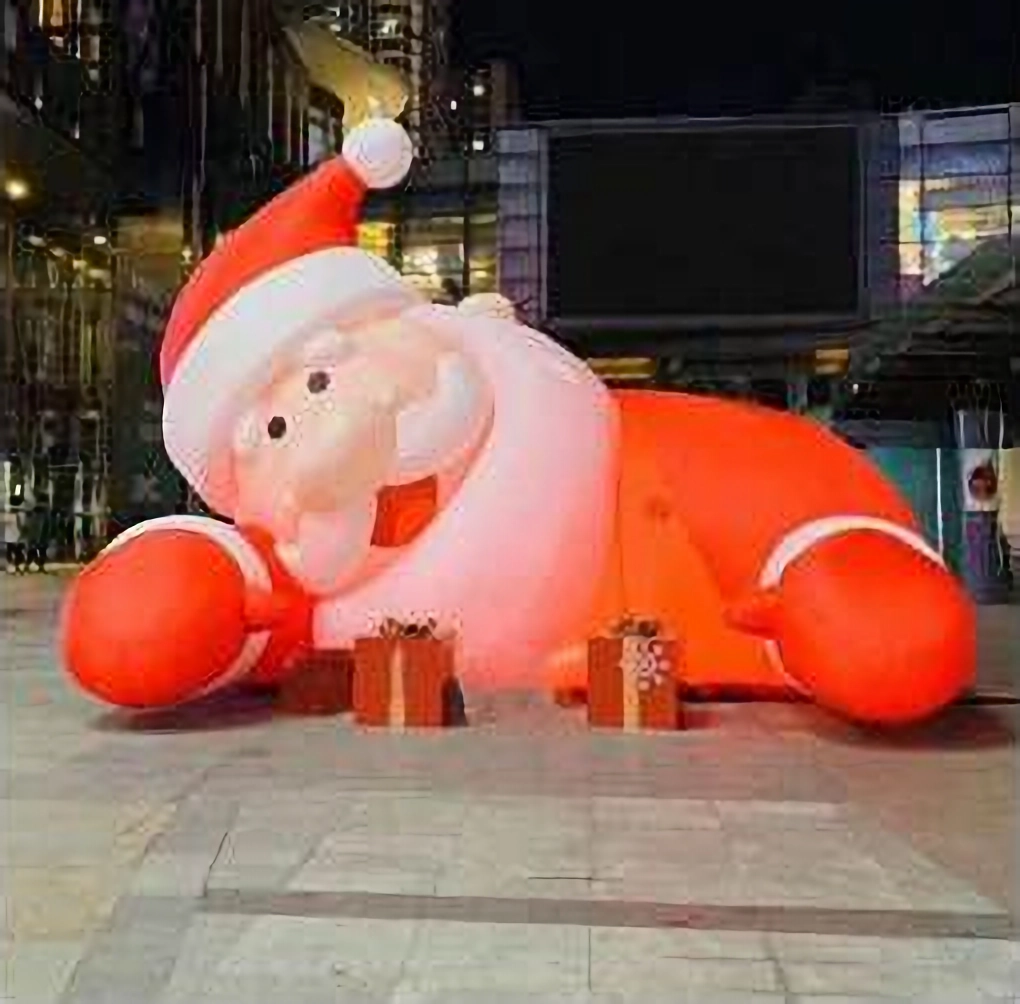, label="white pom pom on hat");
[343,117,415,190]
[457,293,519,322]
